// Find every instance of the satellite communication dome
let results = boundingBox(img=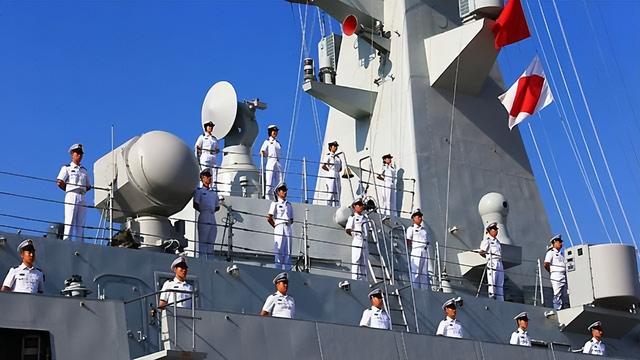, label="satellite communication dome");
[201,81,238,140]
